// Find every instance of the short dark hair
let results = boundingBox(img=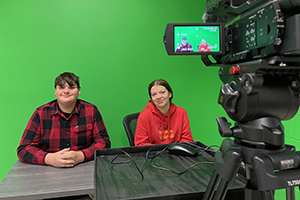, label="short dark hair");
[148,79,173,102]
[55,72,80,88]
